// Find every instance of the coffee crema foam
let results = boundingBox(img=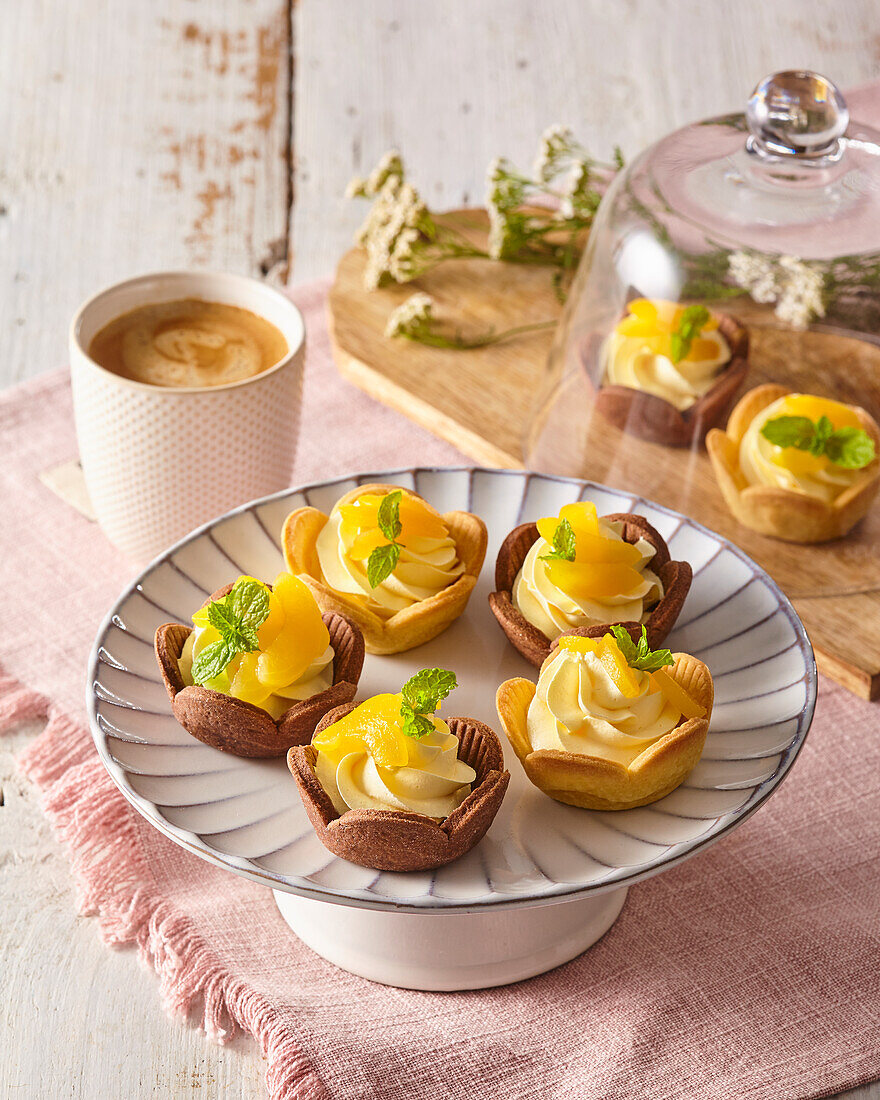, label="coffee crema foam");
[88,298,288,388]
